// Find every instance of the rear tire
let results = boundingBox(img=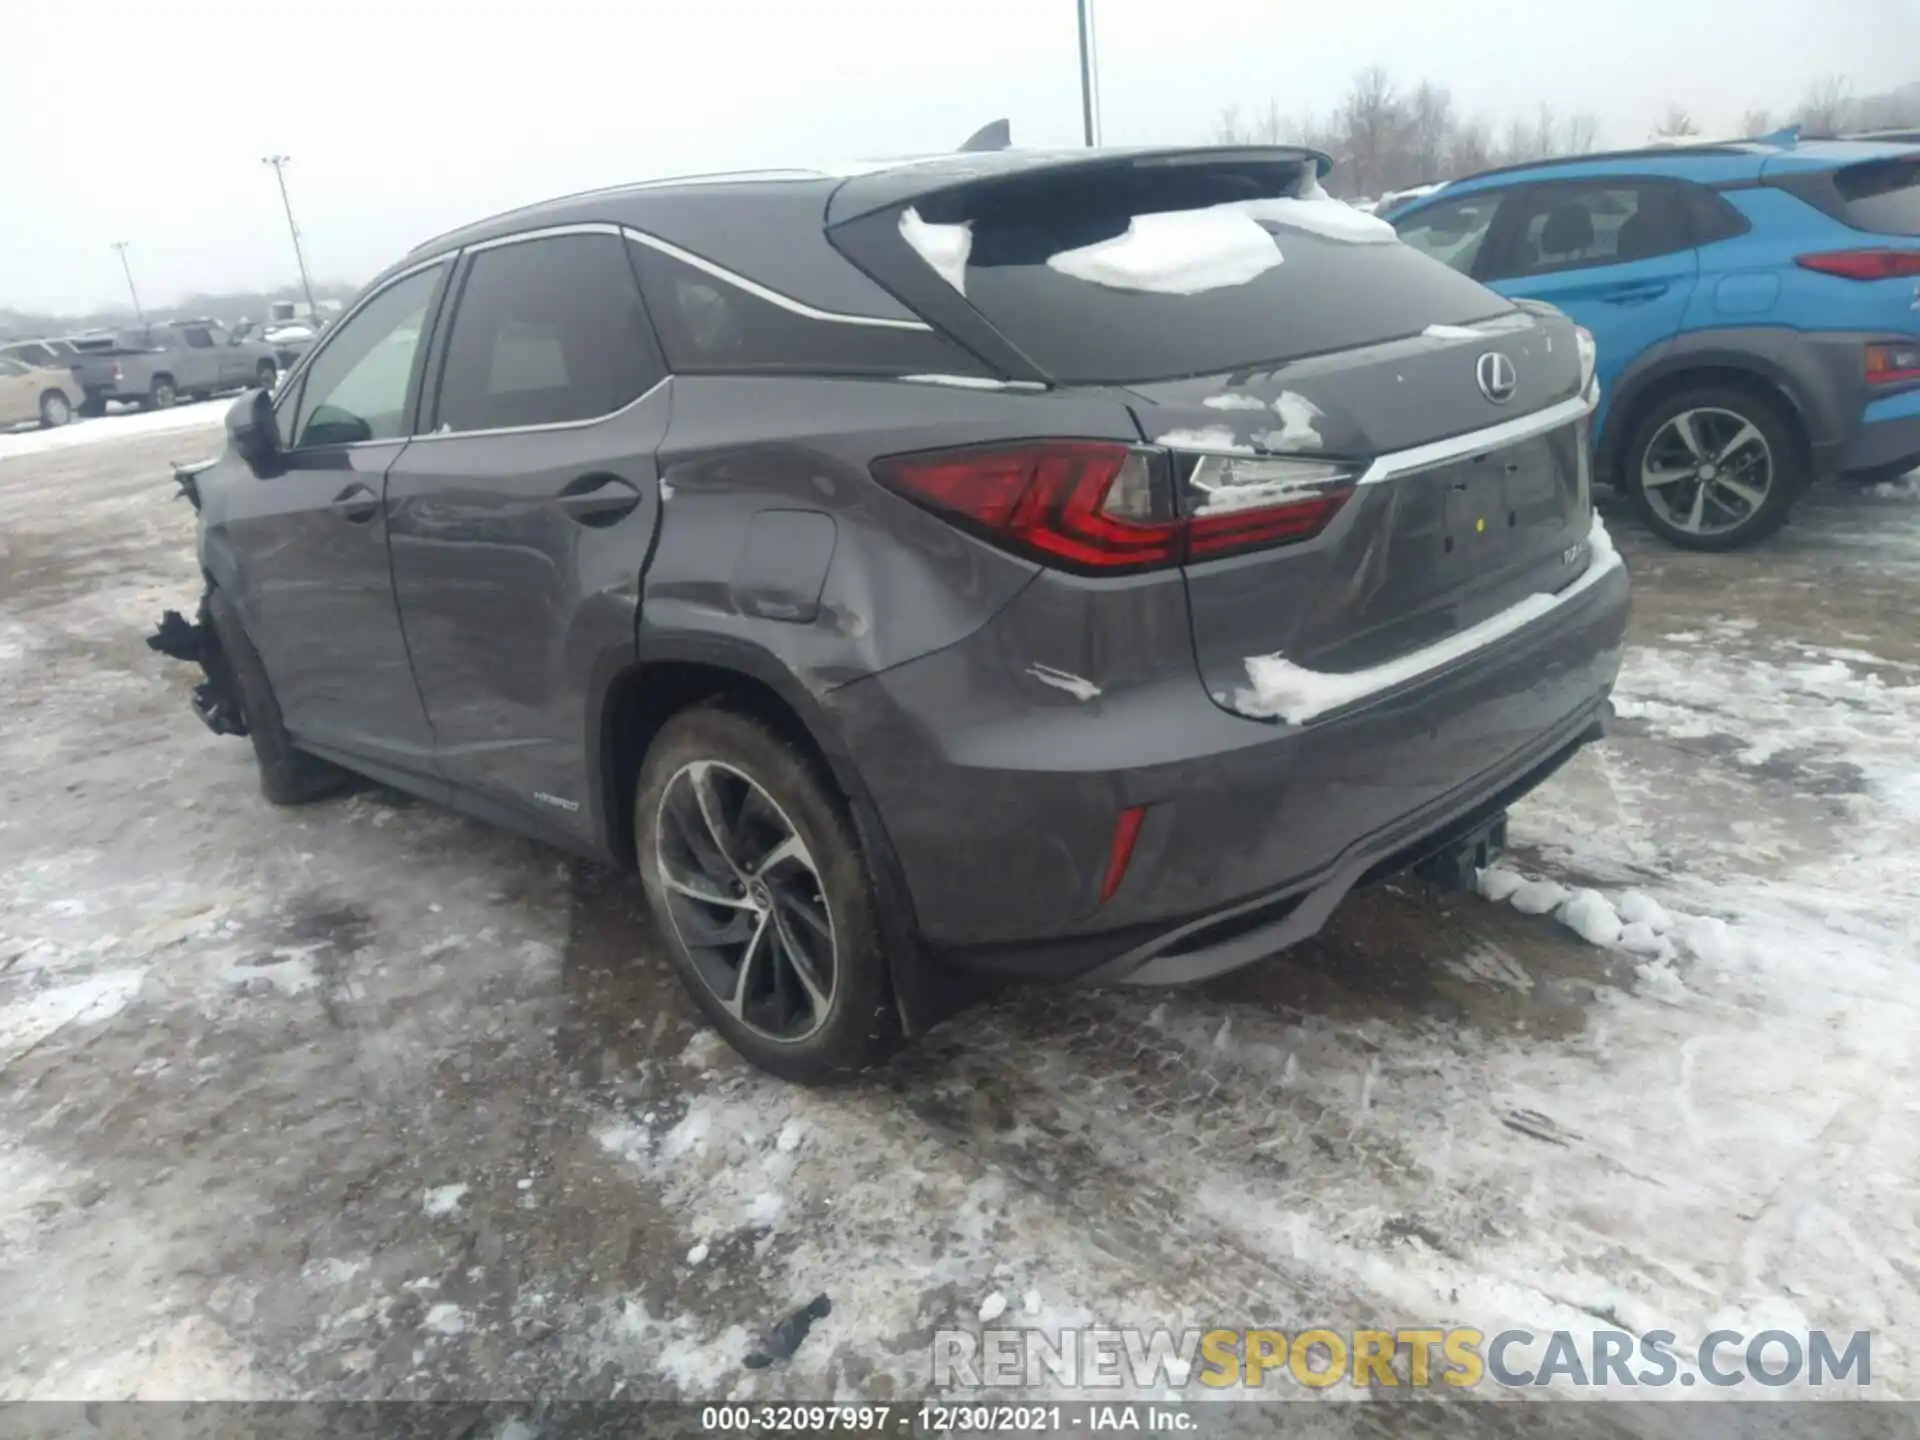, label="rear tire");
[1622,384,1803,551]
[145,377,177,411]
[635,705,903,1084]
[37,391,72,429]
[205,589,353,806]
[78,393,106,418]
